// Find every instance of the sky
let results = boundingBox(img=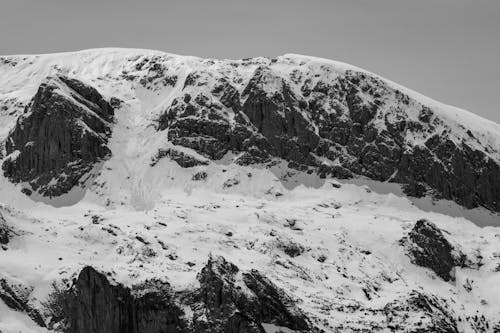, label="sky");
[1,0,498,123]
